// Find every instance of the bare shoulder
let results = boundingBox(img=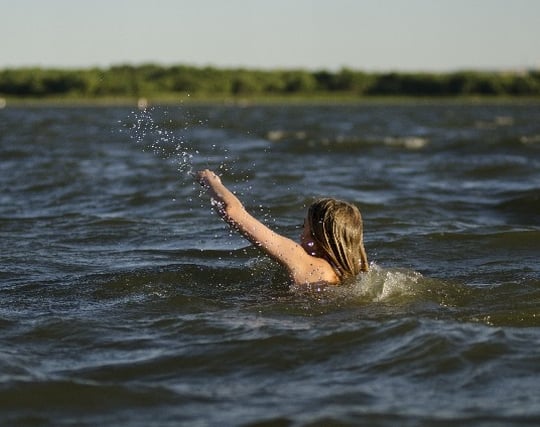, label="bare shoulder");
[287,250,340,286]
